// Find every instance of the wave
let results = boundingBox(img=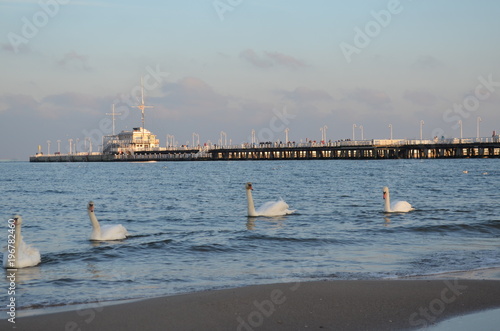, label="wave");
[408,222,500,234]
[242,233,352,245]
[190,244,237,253]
